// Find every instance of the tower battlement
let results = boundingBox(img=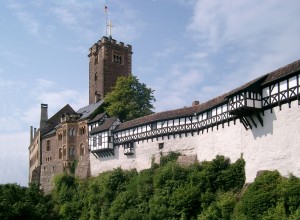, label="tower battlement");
[88,36,132,104]
[88,36,132,57]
